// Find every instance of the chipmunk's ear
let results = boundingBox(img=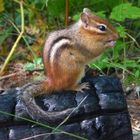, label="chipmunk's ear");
[80,13,89,28]
[80,8,92,28]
